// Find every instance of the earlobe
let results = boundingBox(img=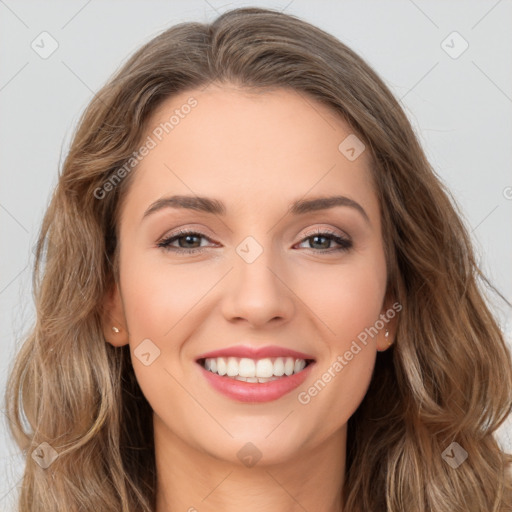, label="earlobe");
[376,327,394,352]
[107,324,129,347]
[376,295,398,352]
[101,283,129,347]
